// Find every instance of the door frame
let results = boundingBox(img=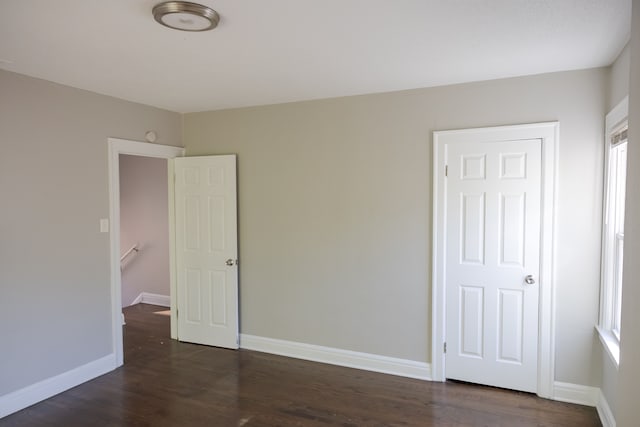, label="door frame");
[431,122,558,398]
[108,137,185,367]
